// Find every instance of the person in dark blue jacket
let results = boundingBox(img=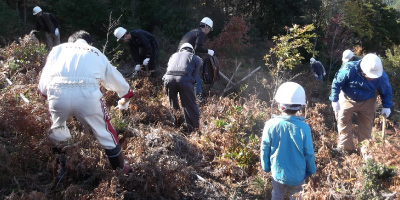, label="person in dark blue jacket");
[114,27,159,75]
[310,57,326,81]
[163,43,203,132]
[261,82,316,199]
[330,53,393,152]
